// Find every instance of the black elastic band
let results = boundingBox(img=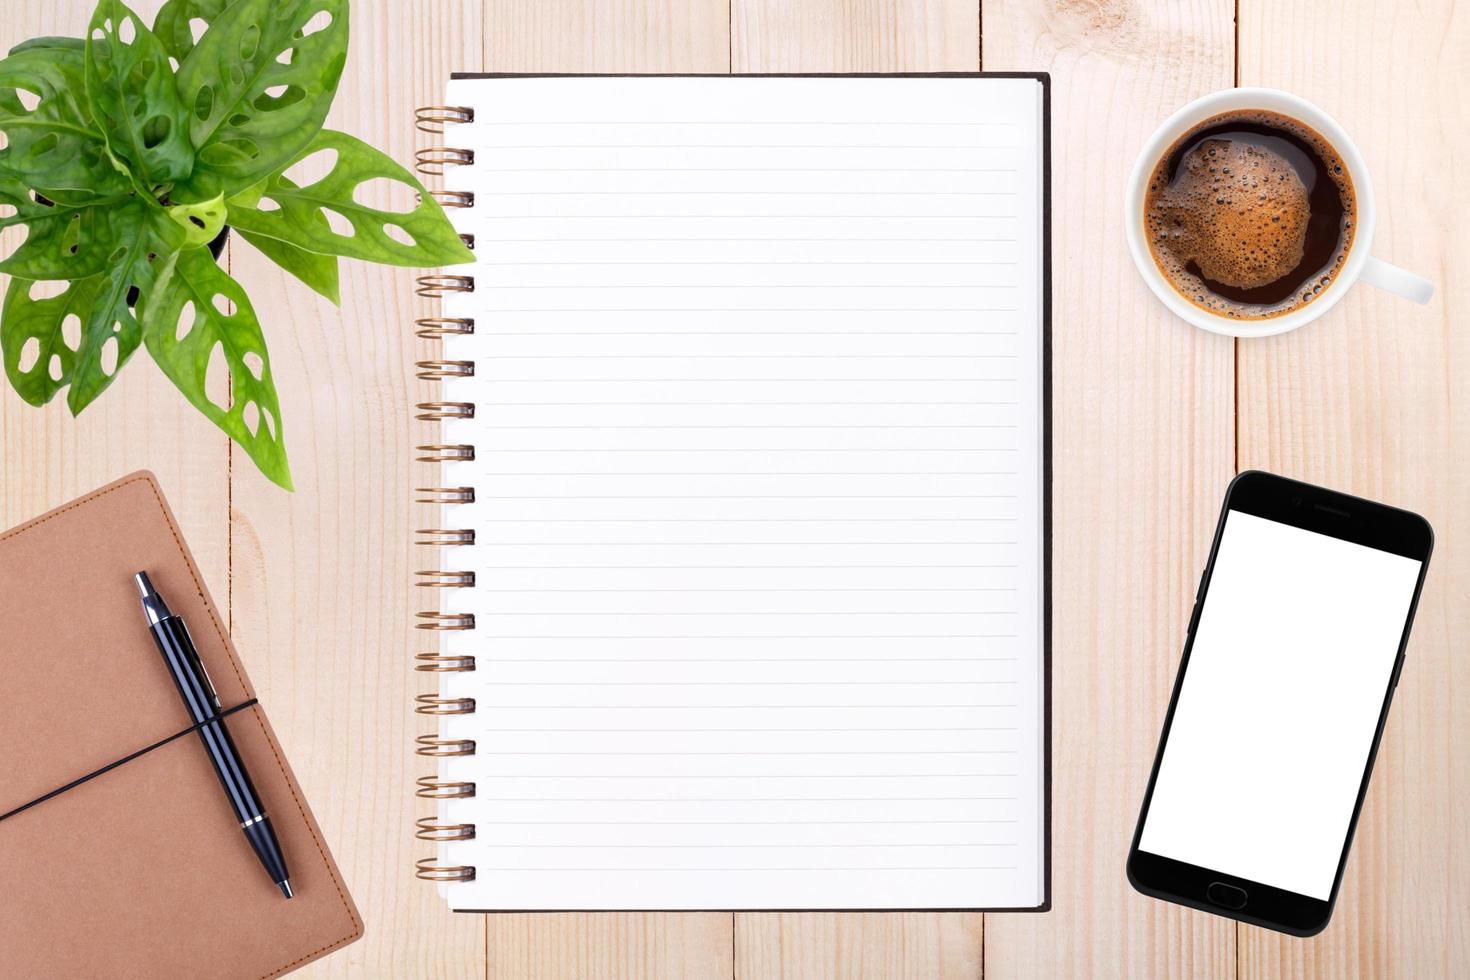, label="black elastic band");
[0,698,260,824]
